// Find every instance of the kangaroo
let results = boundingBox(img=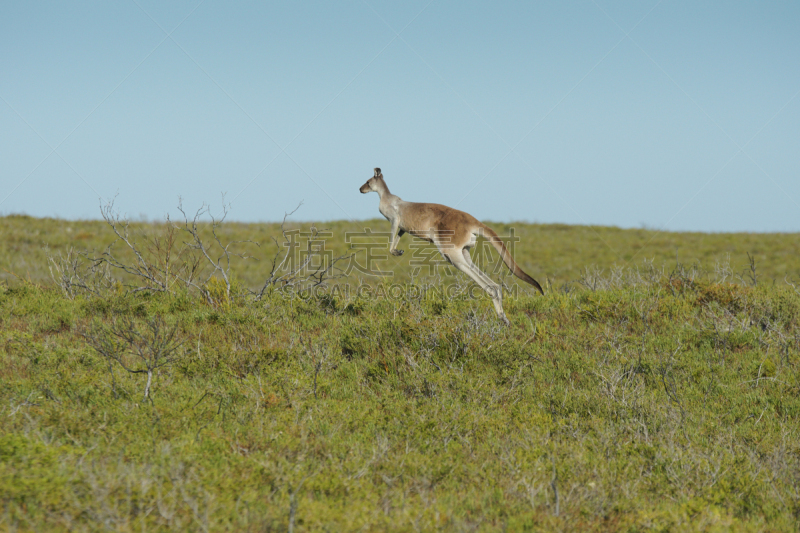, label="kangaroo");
[359,167,543,325]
